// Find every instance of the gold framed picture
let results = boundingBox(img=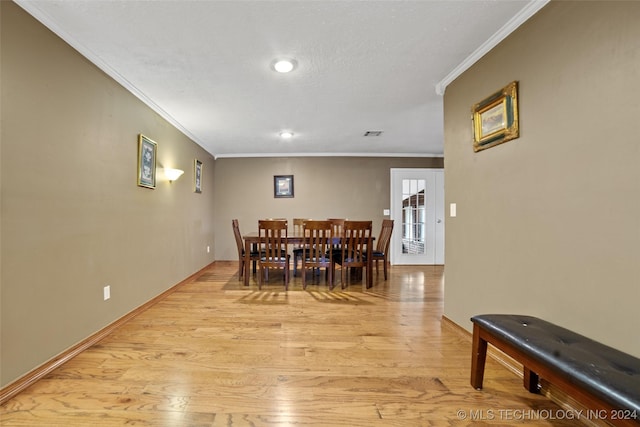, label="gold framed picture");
[472,81,519,152]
